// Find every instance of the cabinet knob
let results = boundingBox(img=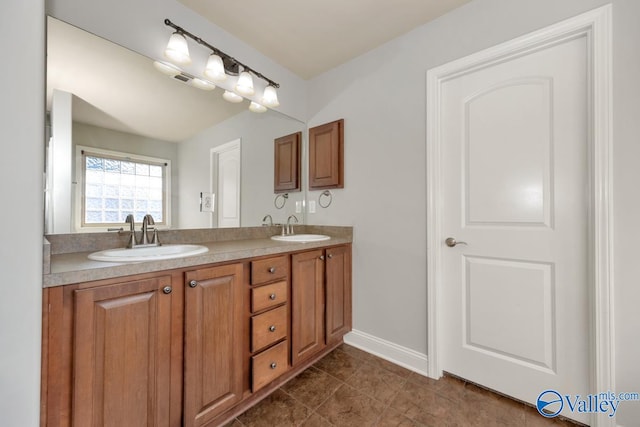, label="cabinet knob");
[189,280,198,288]
[327,253,333,259]
[162,286,172,294]
[269,325,276,332]
[268,267,276,273]
[319,255,325,261]
[269,293,277,300]
[270,362,277,369]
